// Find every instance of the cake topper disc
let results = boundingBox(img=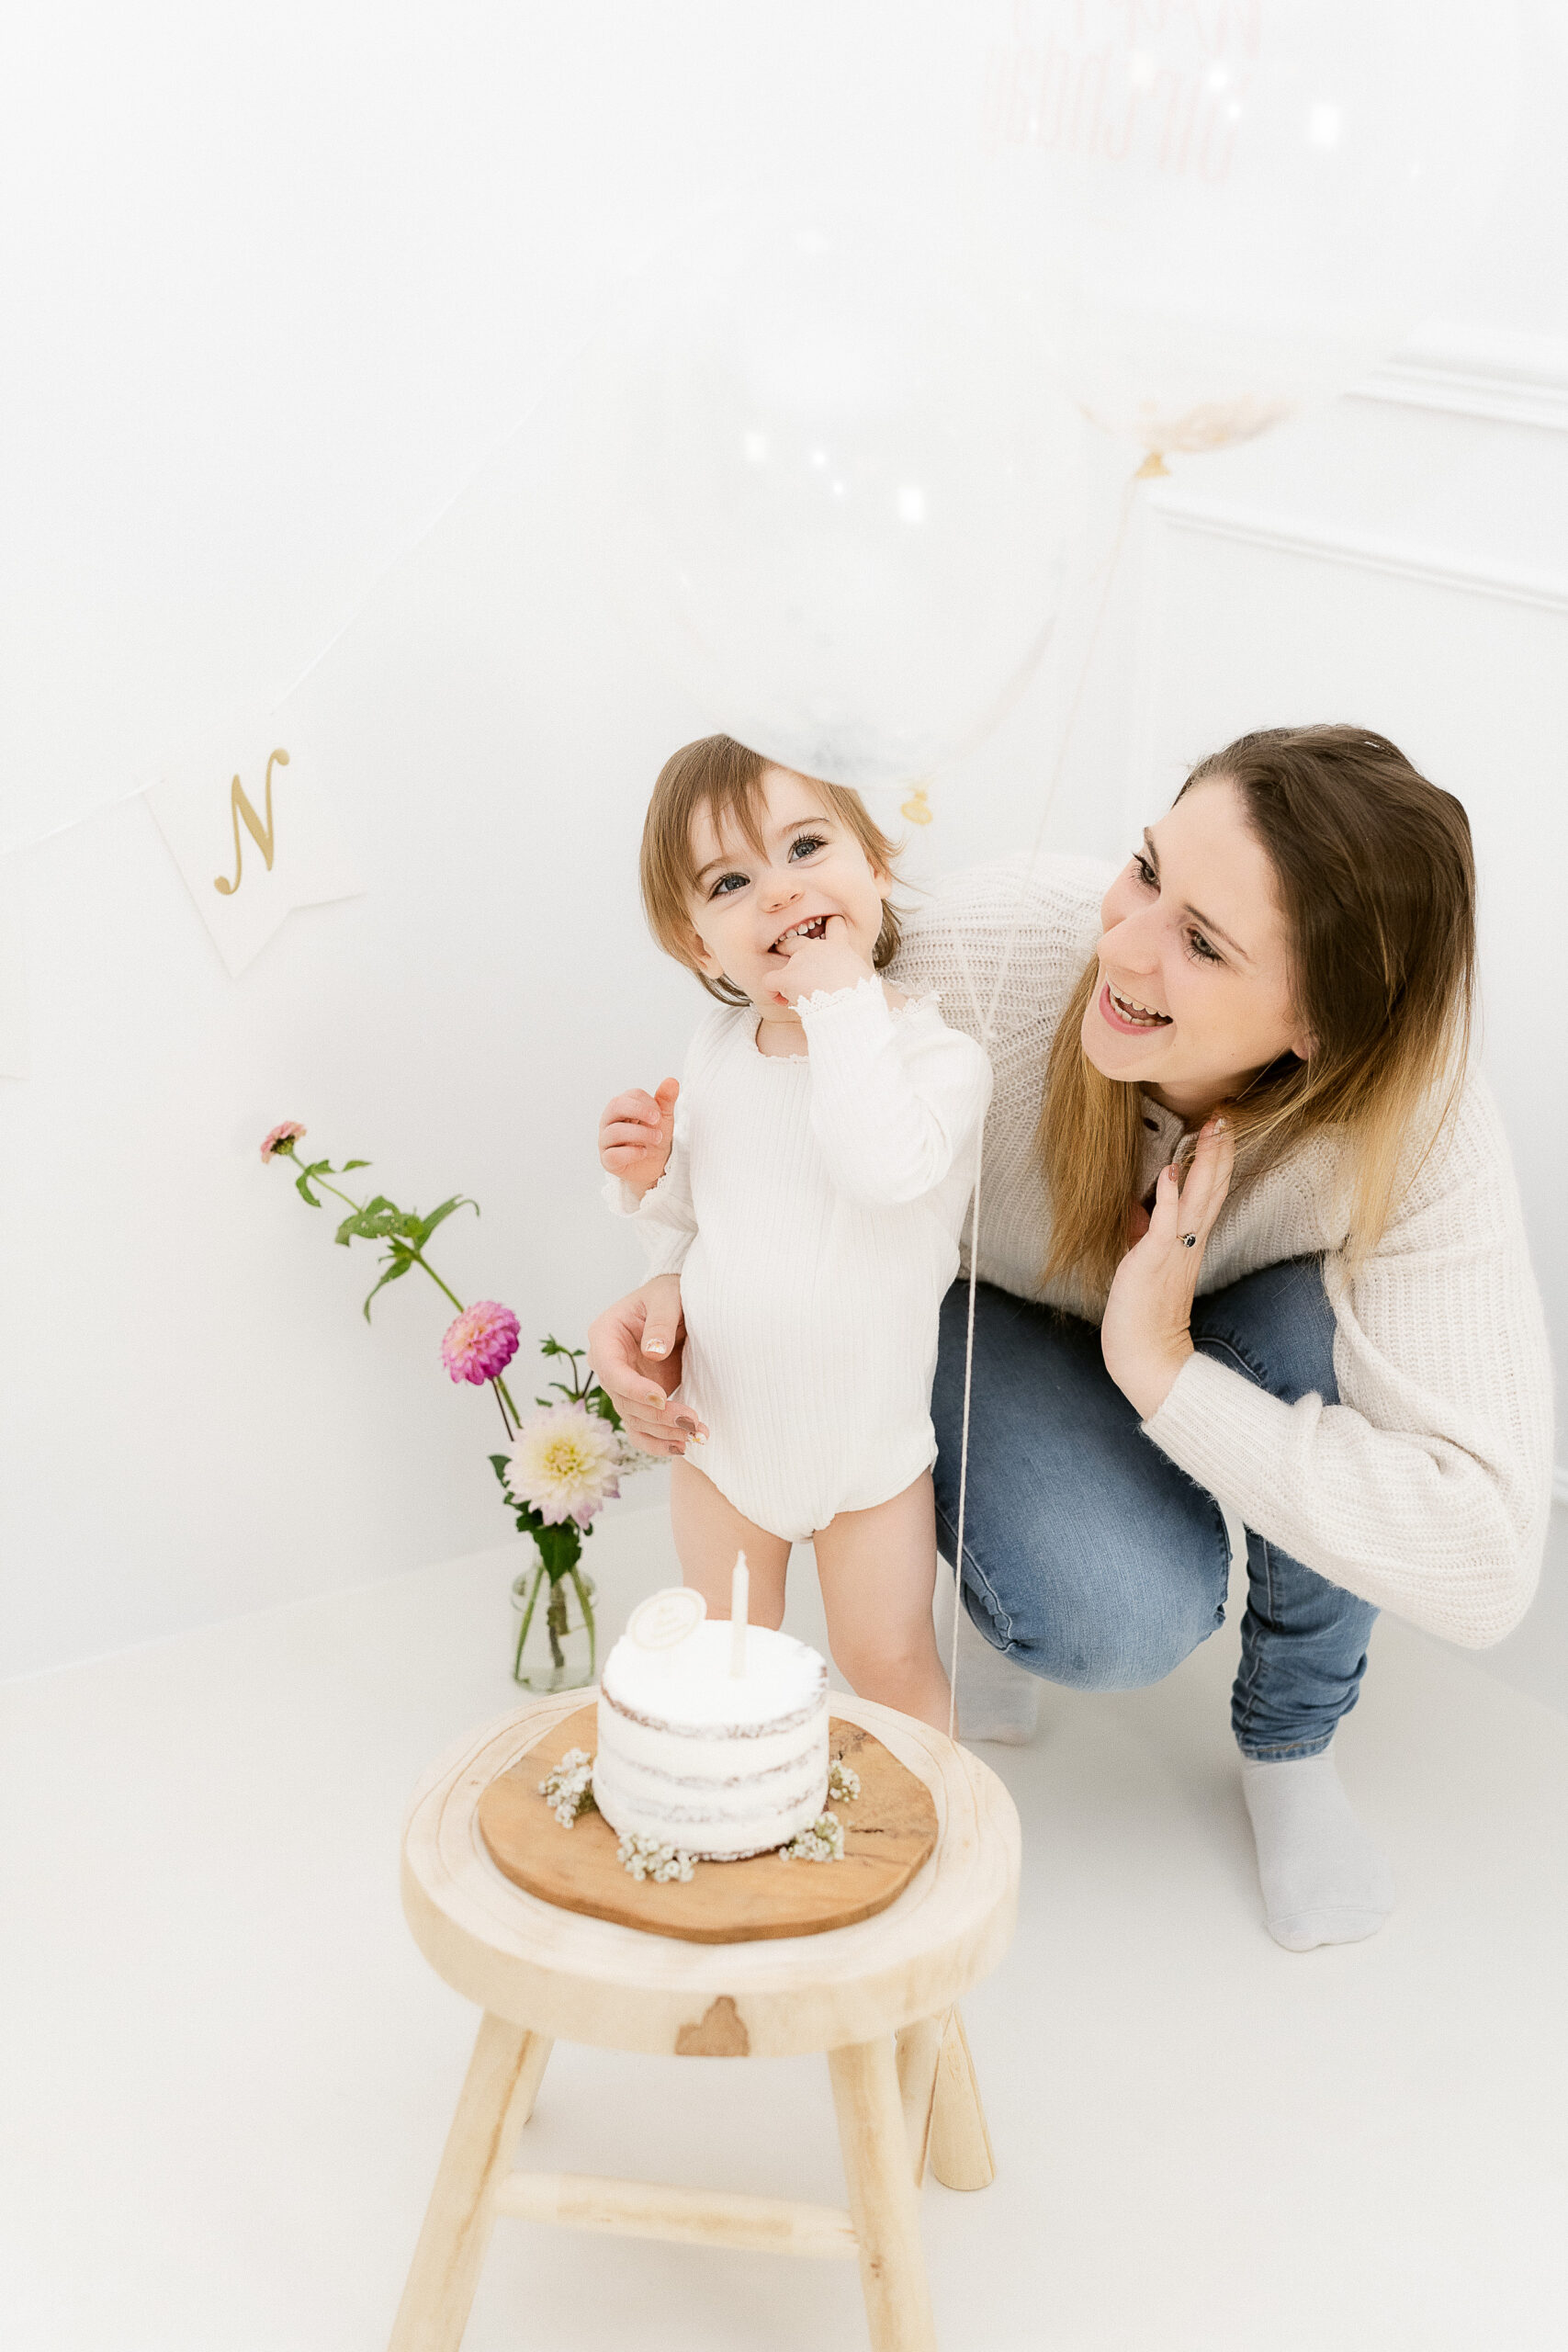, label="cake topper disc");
[626,1588,707,1651]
